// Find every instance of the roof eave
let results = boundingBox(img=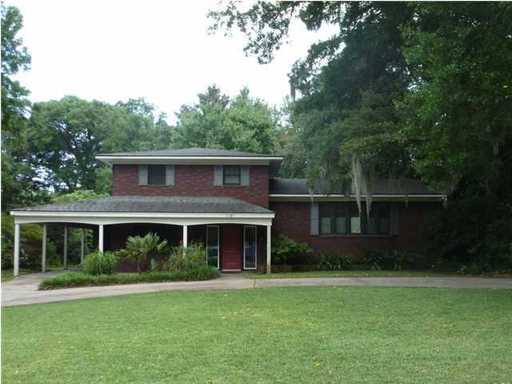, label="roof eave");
[96,155,283,165]
[268,194,447,202]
